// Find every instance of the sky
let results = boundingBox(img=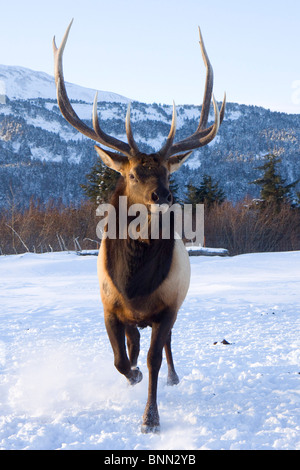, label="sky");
[0,0,300,113]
